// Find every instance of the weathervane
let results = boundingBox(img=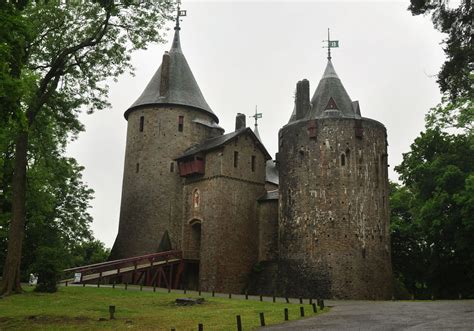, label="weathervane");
[251,106,262,128]
[322,28,339,60]
[175,0,187,31]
